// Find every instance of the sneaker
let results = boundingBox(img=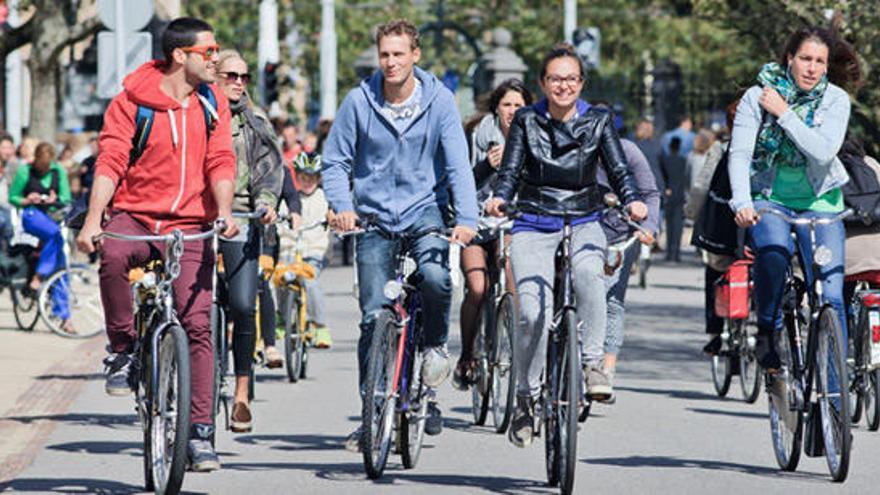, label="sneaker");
[103,351,134,396]
[314,325,333,349]
[188,424,220,472]
[344,426,364,453]
[264,346,283,369]
[451,359,474,391]
[596,370,616,404]
[421,345,451,388]
[230,402,253,433]
[586,366,612,401]
[508,395,535,448]
[702,335,723,356]
[425,401,443,436]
